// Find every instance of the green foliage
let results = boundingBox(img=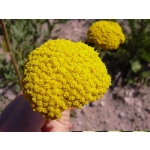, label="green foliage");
[1,19,150,95]
[70,110,76,118]
[102,19,150,86]
[130,60,142,73]
[0,19,68,93]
